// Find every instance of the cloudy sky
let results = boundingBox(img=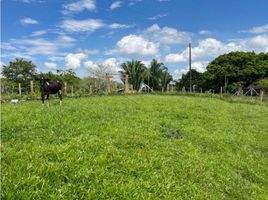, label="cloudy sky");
[1,0,268,78]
